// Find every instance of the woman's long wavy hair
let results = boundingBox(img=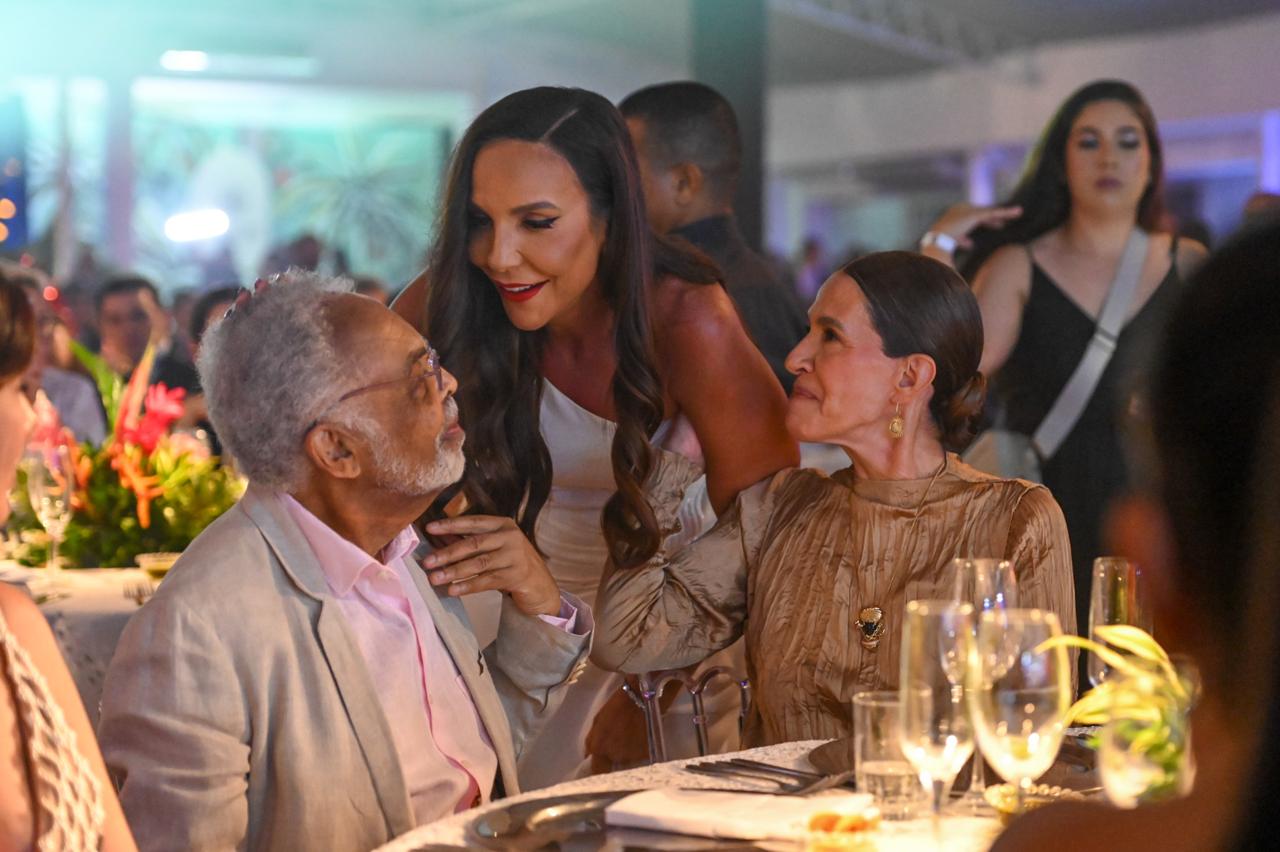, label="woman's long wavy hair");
[420,86,718,569]
[961,80,1167,278]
